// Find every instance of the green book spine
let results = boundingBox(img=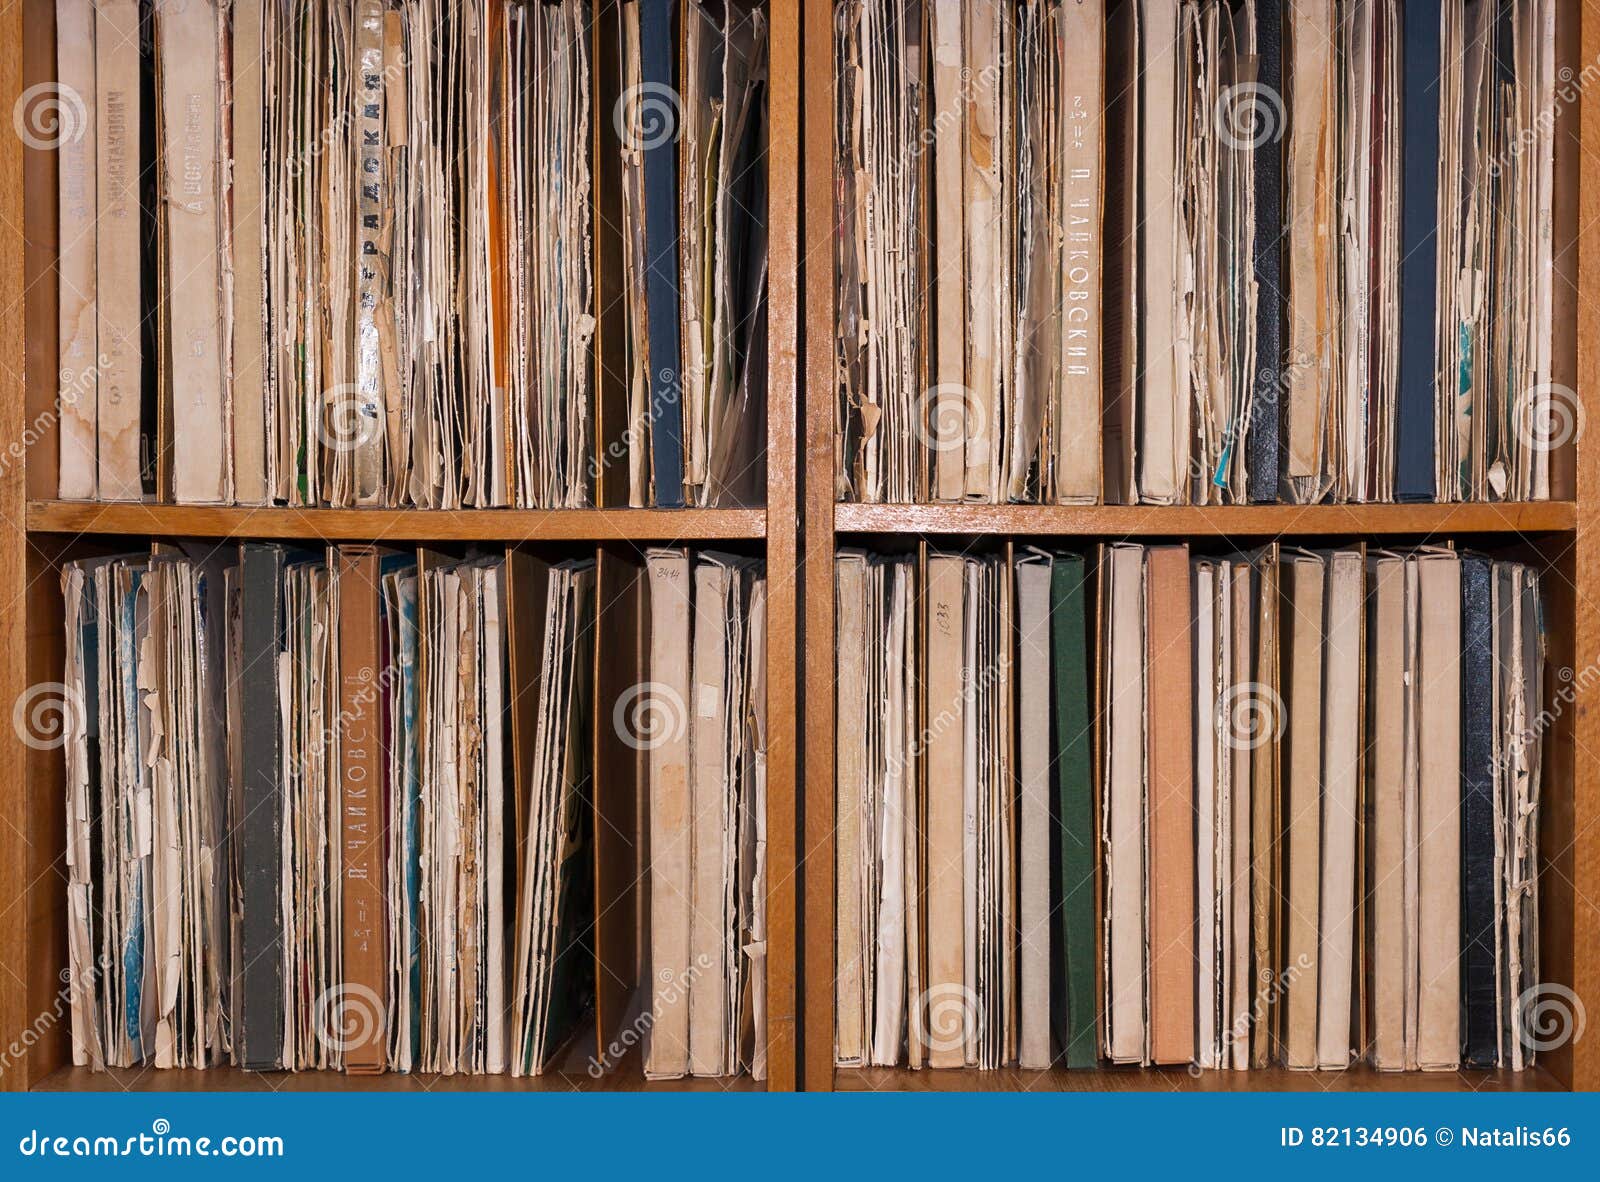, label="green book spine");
[1051,553,1097,1068]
